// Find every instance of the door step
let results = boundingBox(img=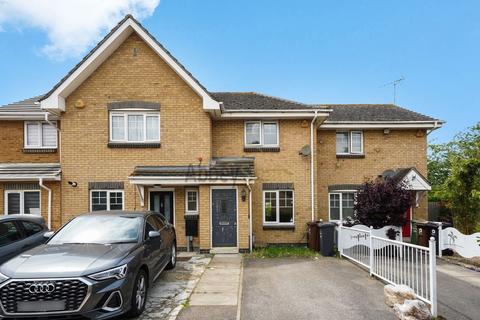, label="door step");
[210,247,239,254]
